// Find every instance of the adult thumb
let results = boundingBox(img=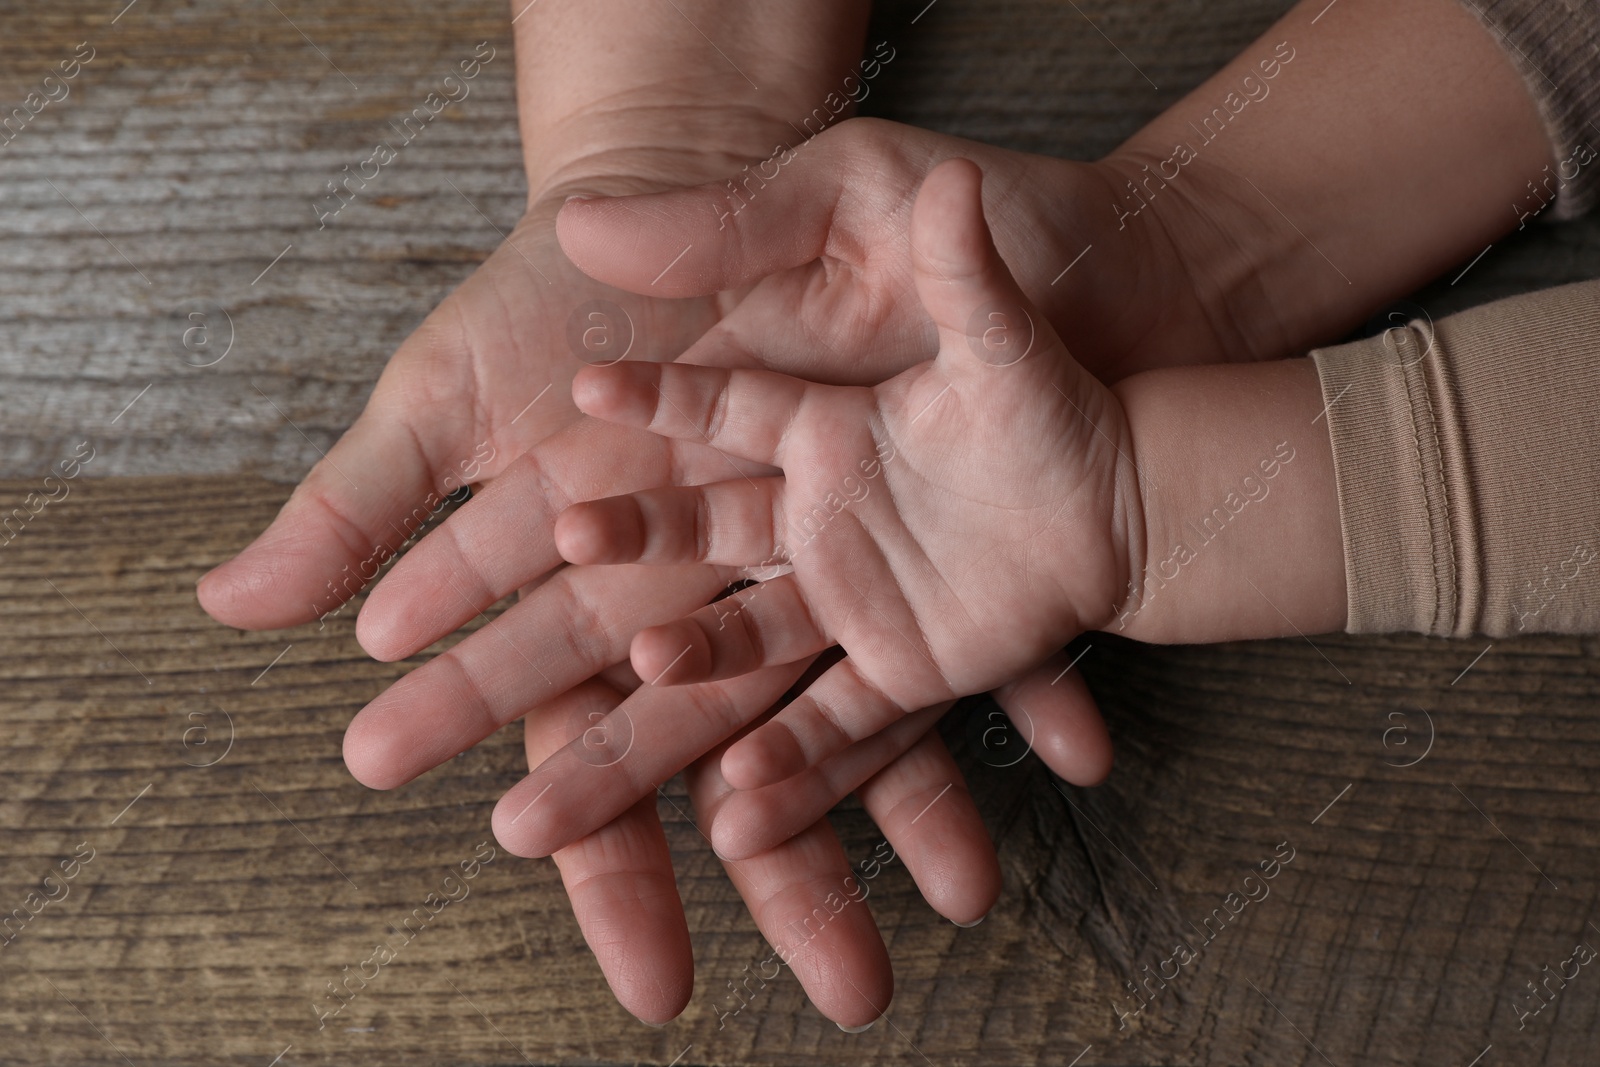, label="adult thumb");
[555,143,844,298]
